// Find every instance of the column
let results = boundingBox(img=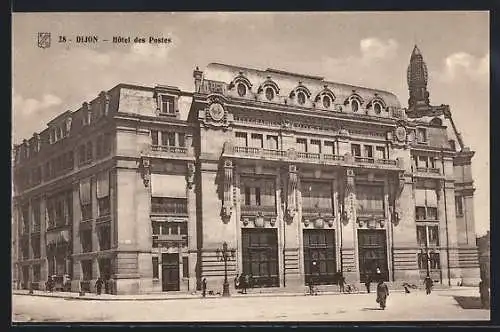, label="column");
[284,165,301,288]
[186,162,198,291]
[342,168,358,281]
[40,196,48,288]
[384,179,393,281]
